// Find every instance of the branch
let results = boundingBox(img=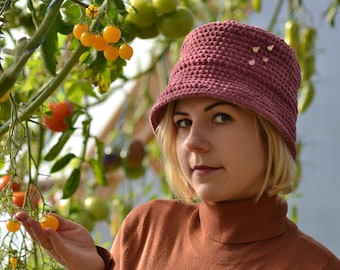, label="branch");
[0,0,65,97]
